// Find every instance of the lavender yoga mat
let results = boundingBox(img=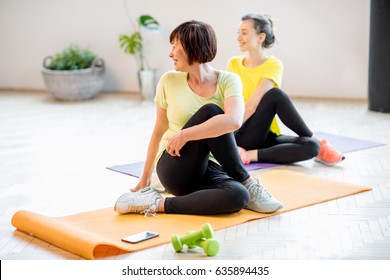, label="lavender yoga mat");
[107,161,145,178]
[107,133,385,177]
[315,132,385,153]
[106,161,278,178]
